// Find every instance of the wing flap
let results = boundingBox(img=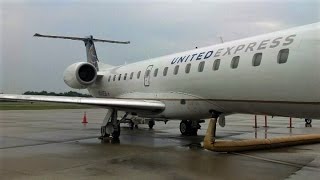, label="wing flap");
[0,94,165,113]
